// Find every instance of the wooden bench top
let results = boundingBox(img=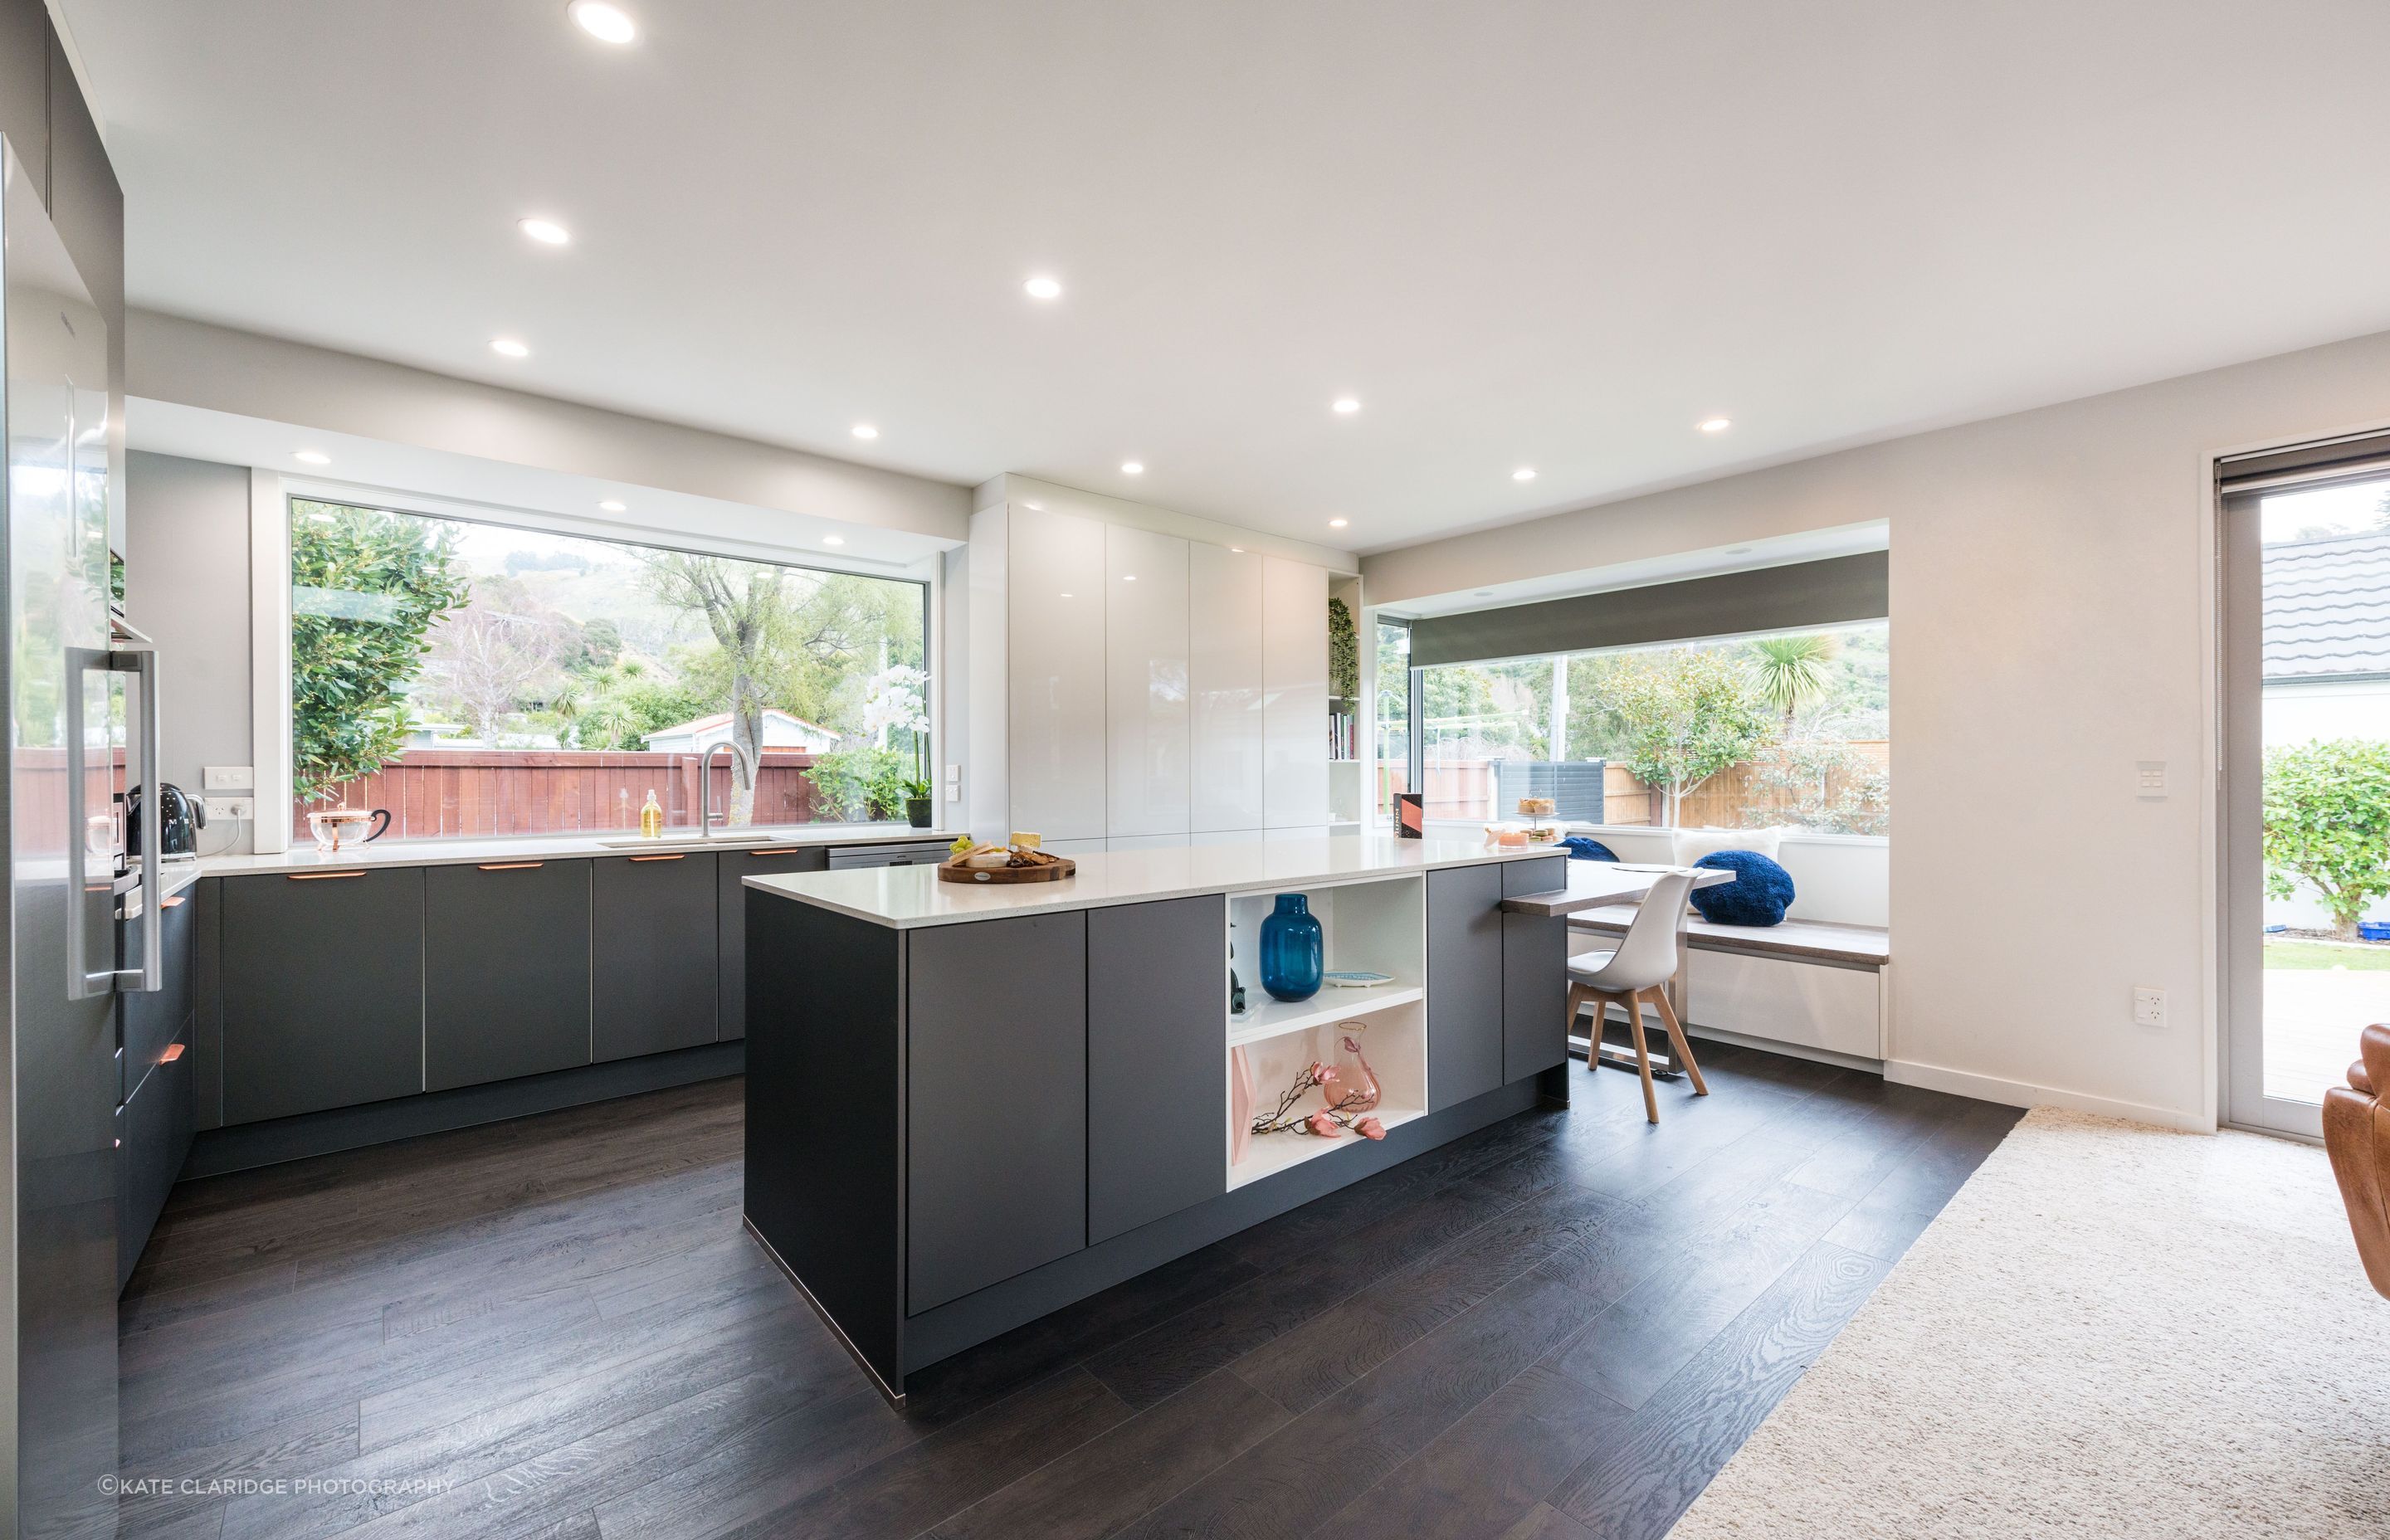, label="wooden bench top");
[1565,904,1891,967]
